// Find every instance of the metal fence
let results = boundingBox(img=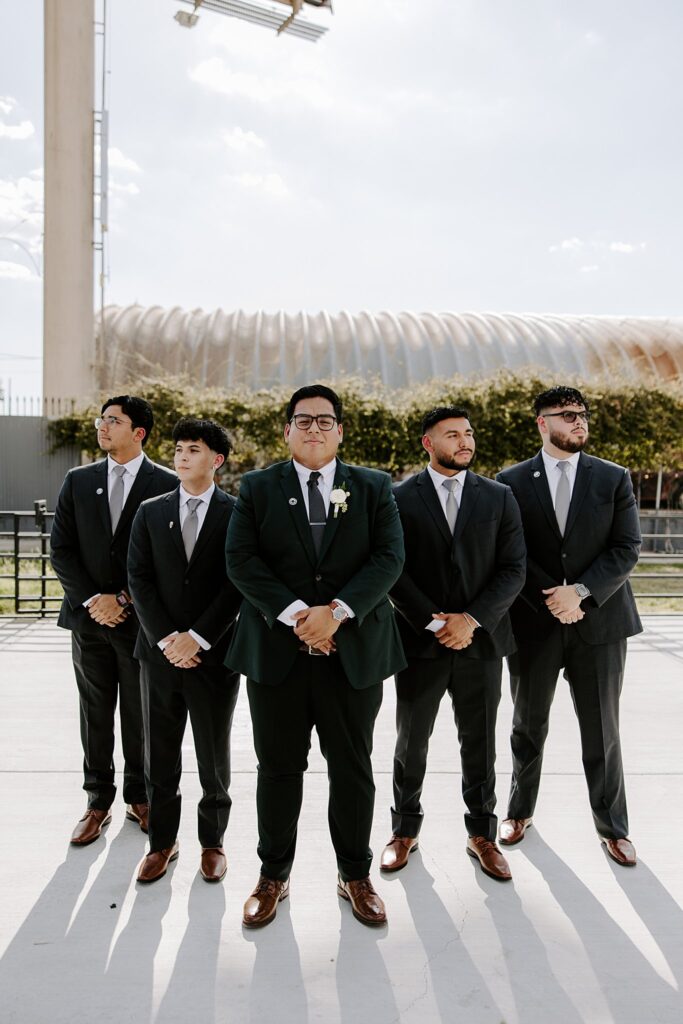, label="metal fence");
[0,504,681,618]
